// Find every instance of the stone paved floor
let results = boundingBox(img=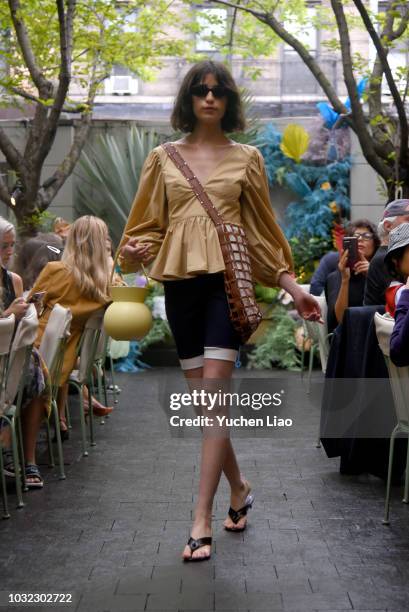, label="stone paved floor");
[1,368,409,612]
